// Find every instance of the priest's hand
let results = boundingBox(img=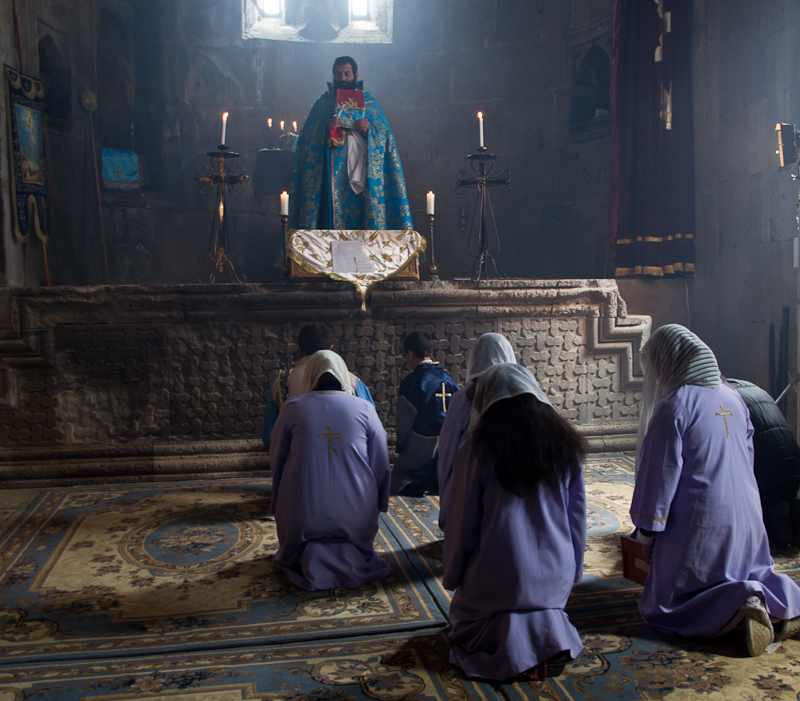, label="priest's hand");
[327,115,340,131]
[355,118,369,132]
